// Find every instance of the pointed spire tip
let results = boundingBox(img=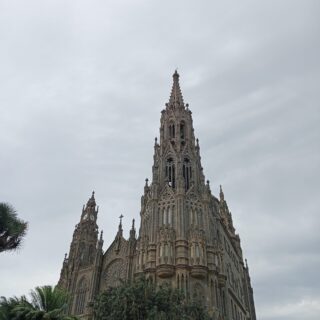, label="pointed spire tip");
[169,70,184,107]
